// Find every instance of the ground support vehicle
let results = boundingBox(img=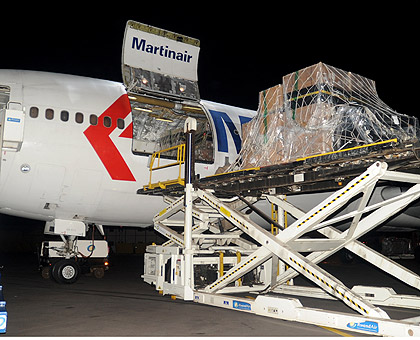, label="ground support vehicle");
[140,120,420,337]
[39,238,109,284]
